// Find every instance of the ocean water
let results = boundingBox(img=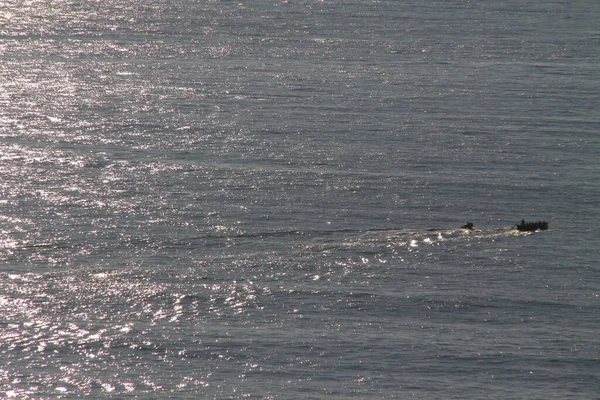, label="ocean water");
[1,0,599,398]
